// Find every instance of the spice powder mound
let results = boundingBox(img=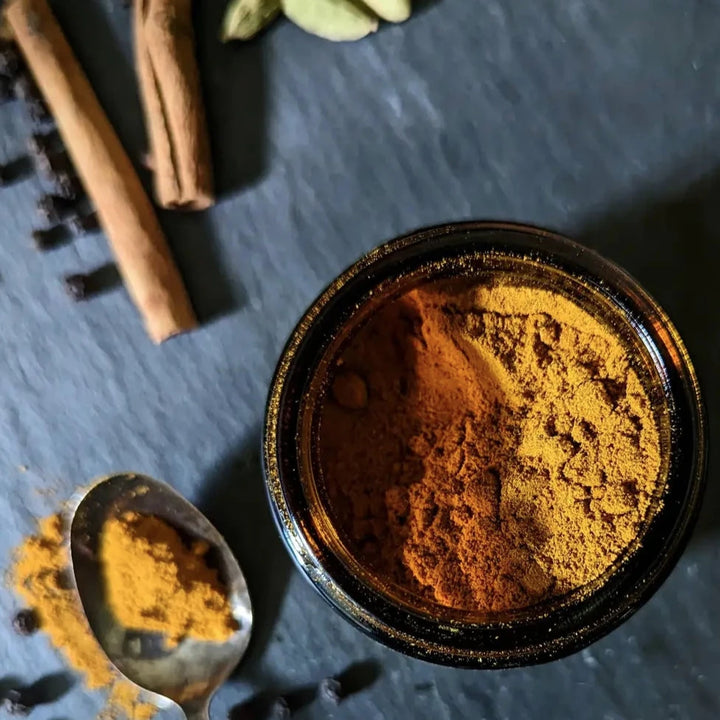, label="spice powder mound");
[318,280,664,612]
[11,514,157,720]
[99,512,238,646]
